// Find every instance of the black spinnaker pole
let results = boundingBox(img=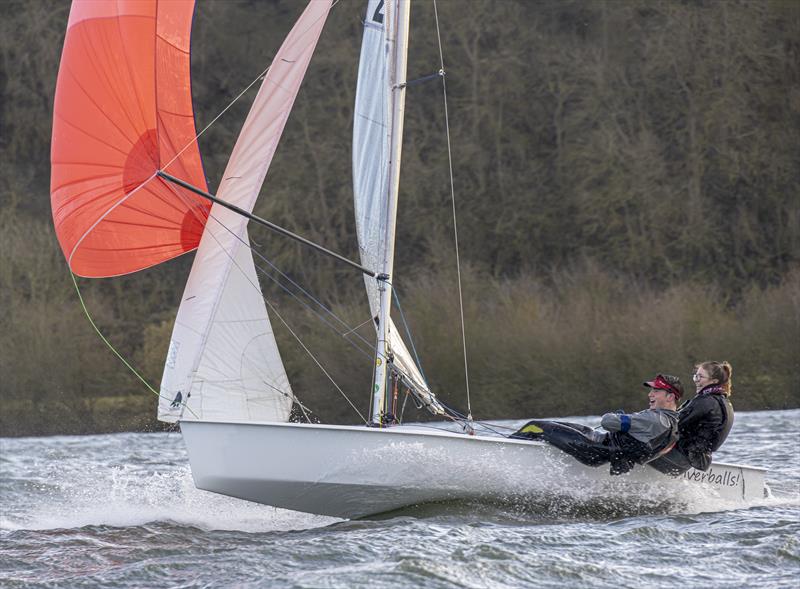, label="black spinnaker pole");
[158,170,376,278]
